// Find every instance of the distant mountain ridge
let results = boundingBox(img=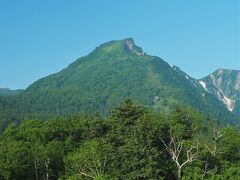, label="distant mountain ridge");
[199,69,240,115]
[0,88,23,96]
[0,38,239,130]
